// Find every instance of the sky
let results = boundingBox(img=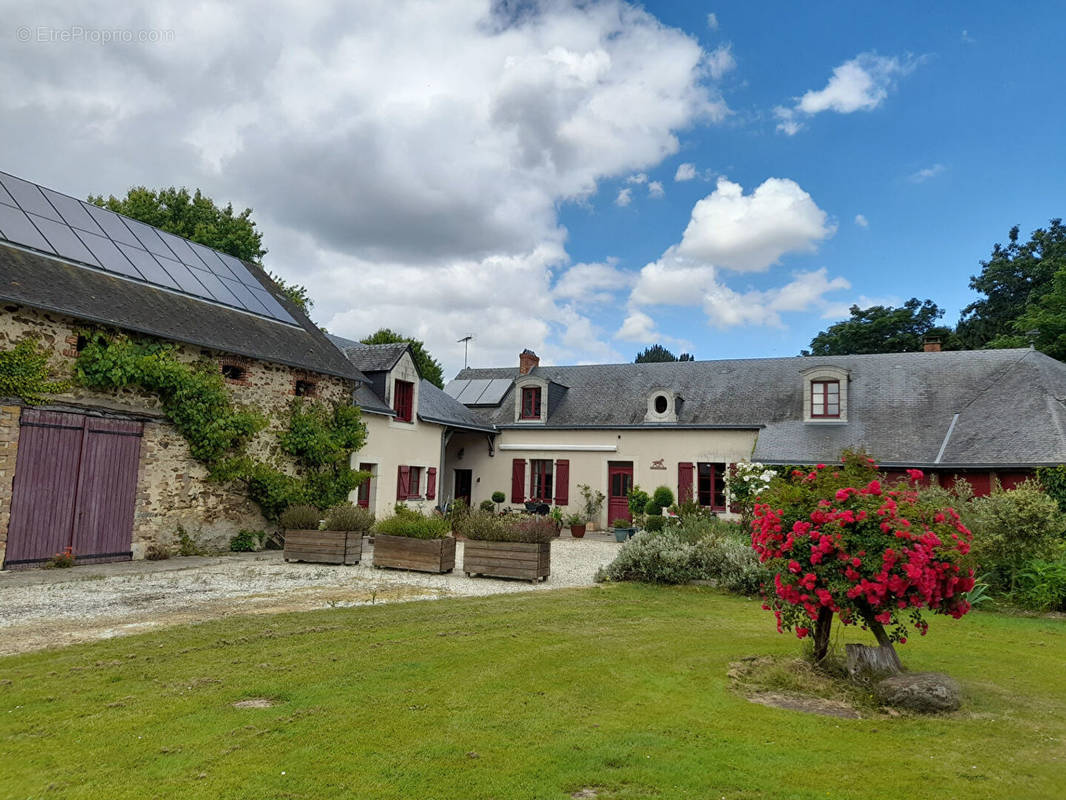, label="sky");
[2,1,1064,378]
